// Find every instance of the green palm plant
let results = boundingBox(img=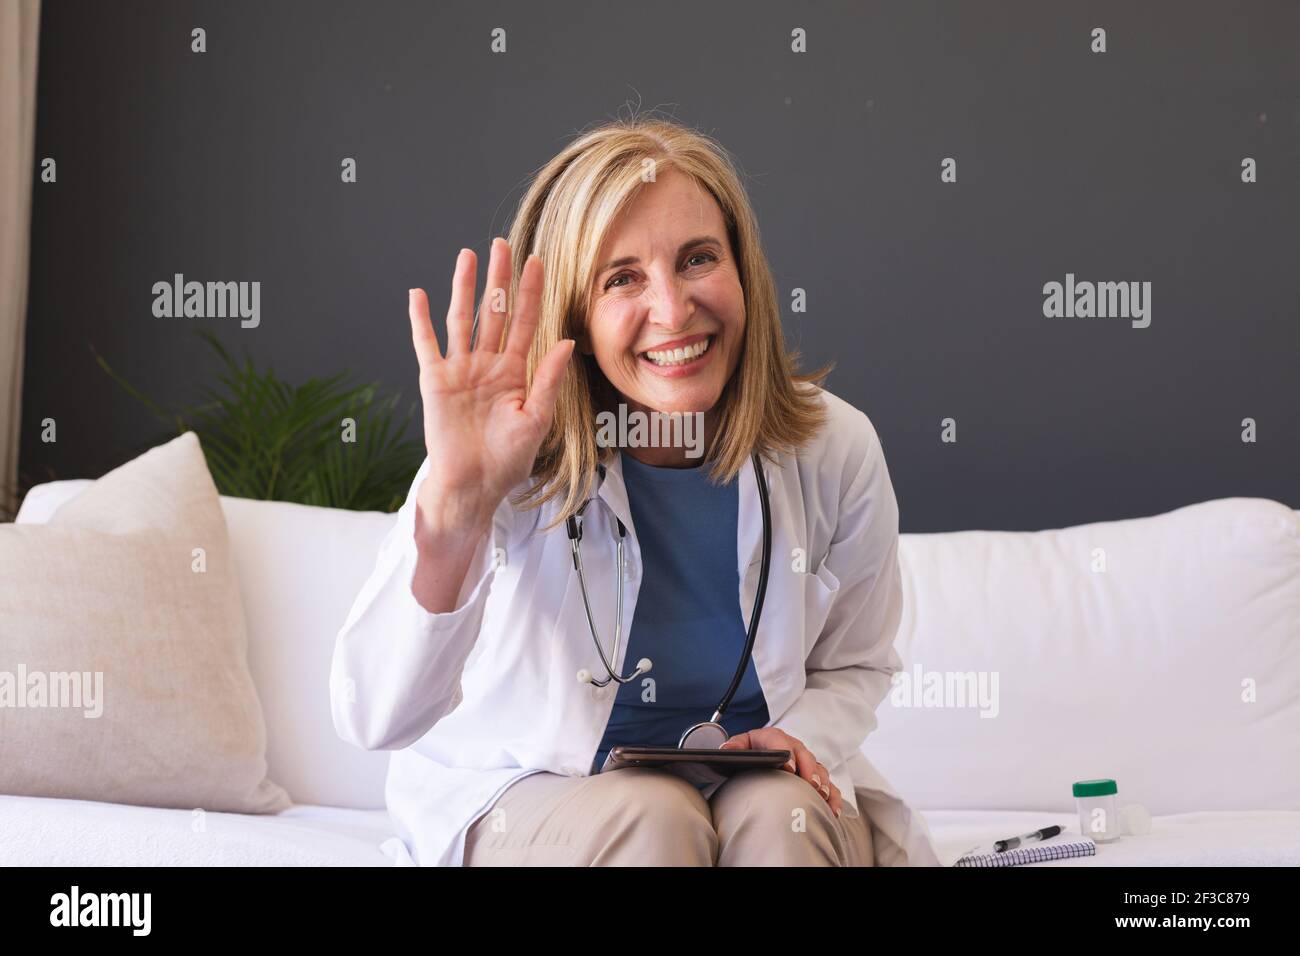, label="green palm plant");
[93,329,425,512]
